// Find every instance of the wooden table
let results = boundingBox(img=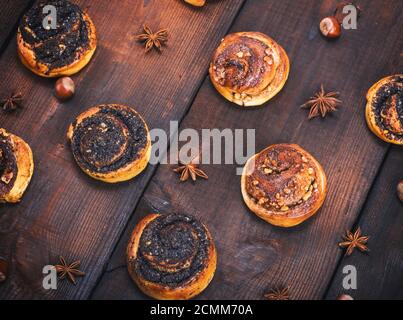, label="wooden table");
[0,0,402,300]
